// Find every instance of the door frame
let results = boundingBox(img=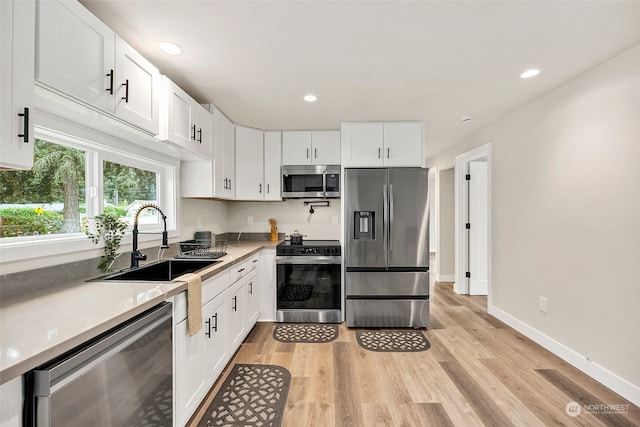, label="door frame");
[454,143,492,303]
